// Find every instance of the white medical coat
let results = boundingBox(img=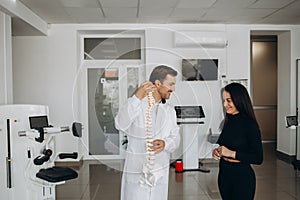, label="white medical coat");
[115,95,180,200]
